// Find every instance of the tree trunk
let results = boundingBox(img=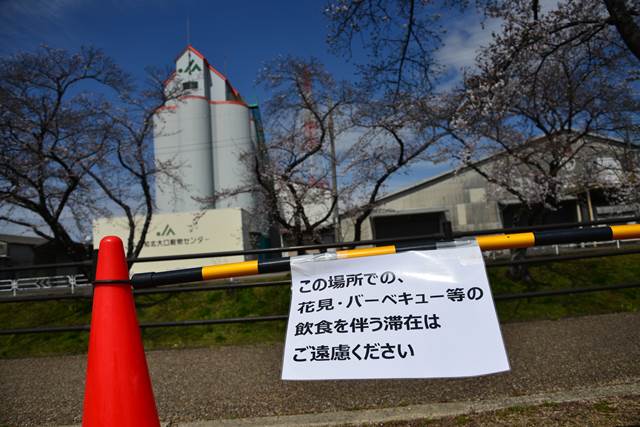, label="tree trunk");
[604,0,640,62]
[506,204,545,283]
[353,215,365,242]
[507,247,533,284]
